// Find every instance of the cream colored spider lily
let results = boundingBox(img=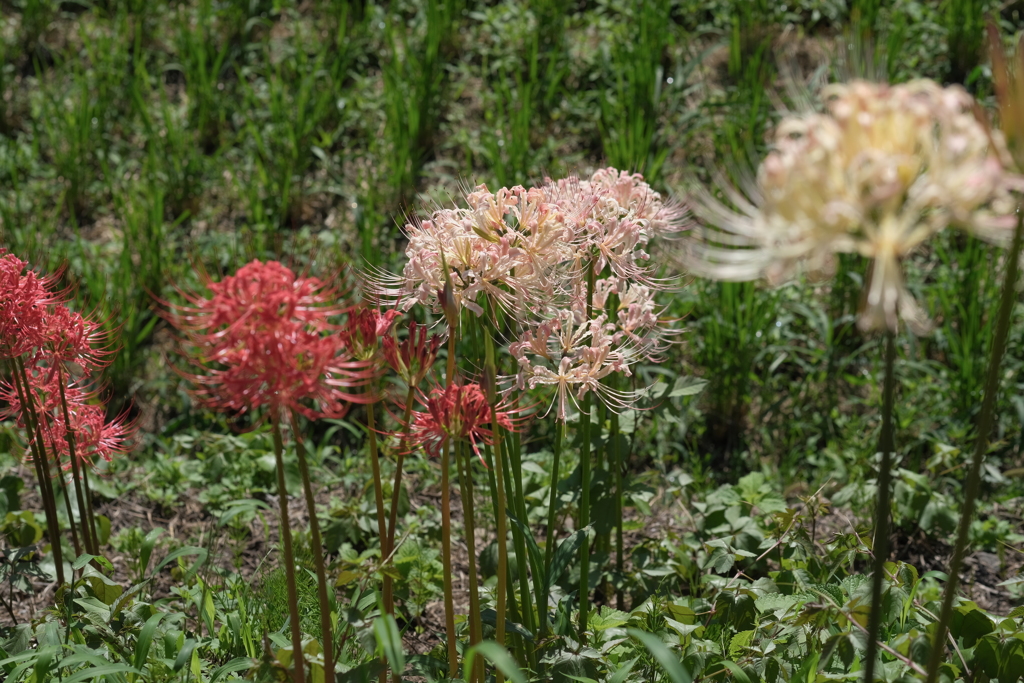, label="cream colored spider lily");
[684,78,1017,334]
